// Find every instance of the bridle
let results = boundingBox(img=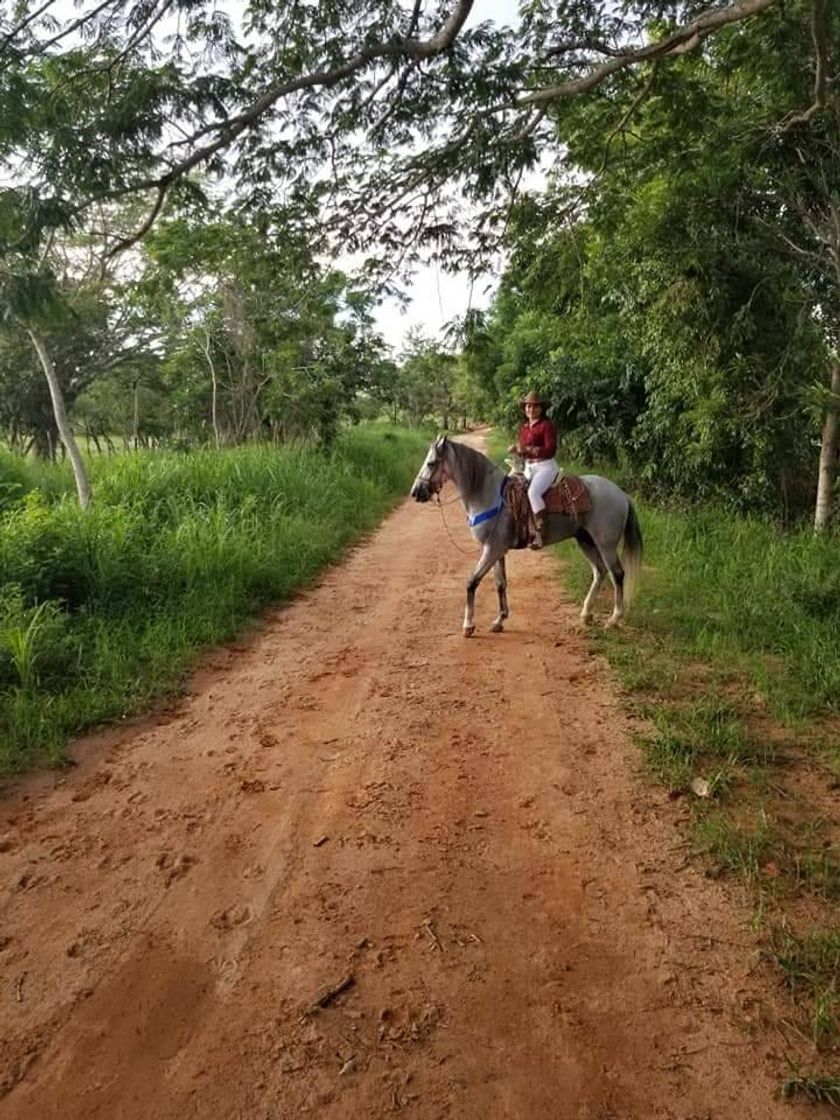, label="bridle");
[412,438,509,555]
[417,446,450,497]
